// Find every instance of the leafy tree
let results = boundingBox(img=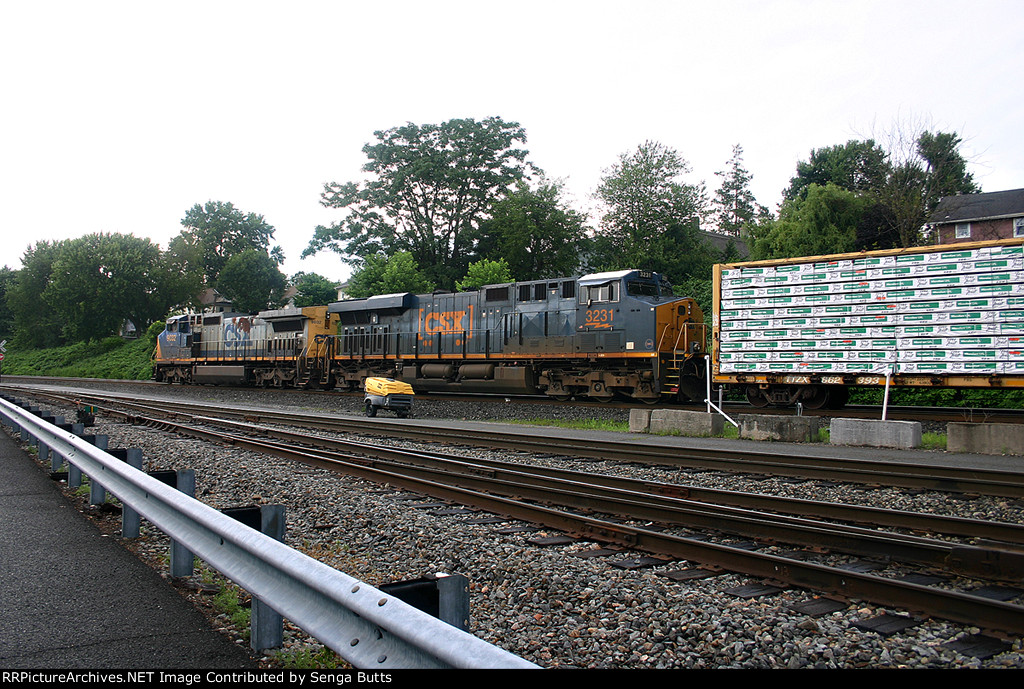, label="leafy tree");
[304,117,534,290]
[783,139,890,202]
[344,252,434,299]
[456,258,513,292]
[7,240,67,348]
[0,266,18,343]
[712,144,768,236]
[593,141,713,284]
[42,233,172,341]
[290,272,339,308]
[174,201,282,286]
[874,130,979,246]
[748,183,868,260]
[216,250,287,314]
[475,180,588,280]
[781,127,978,250]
